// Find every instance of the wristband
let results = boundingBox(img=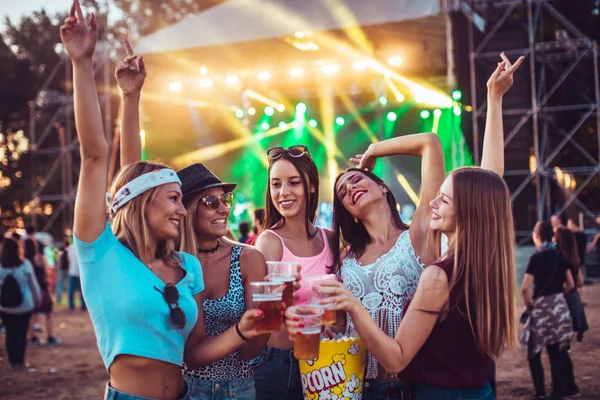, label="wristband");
[236,322,249,341]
